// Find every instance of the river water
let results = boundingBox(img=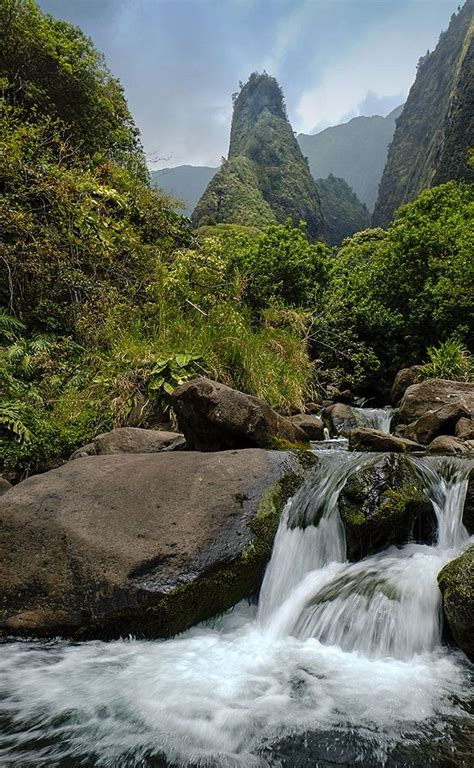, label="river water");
[0,453,472,767]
